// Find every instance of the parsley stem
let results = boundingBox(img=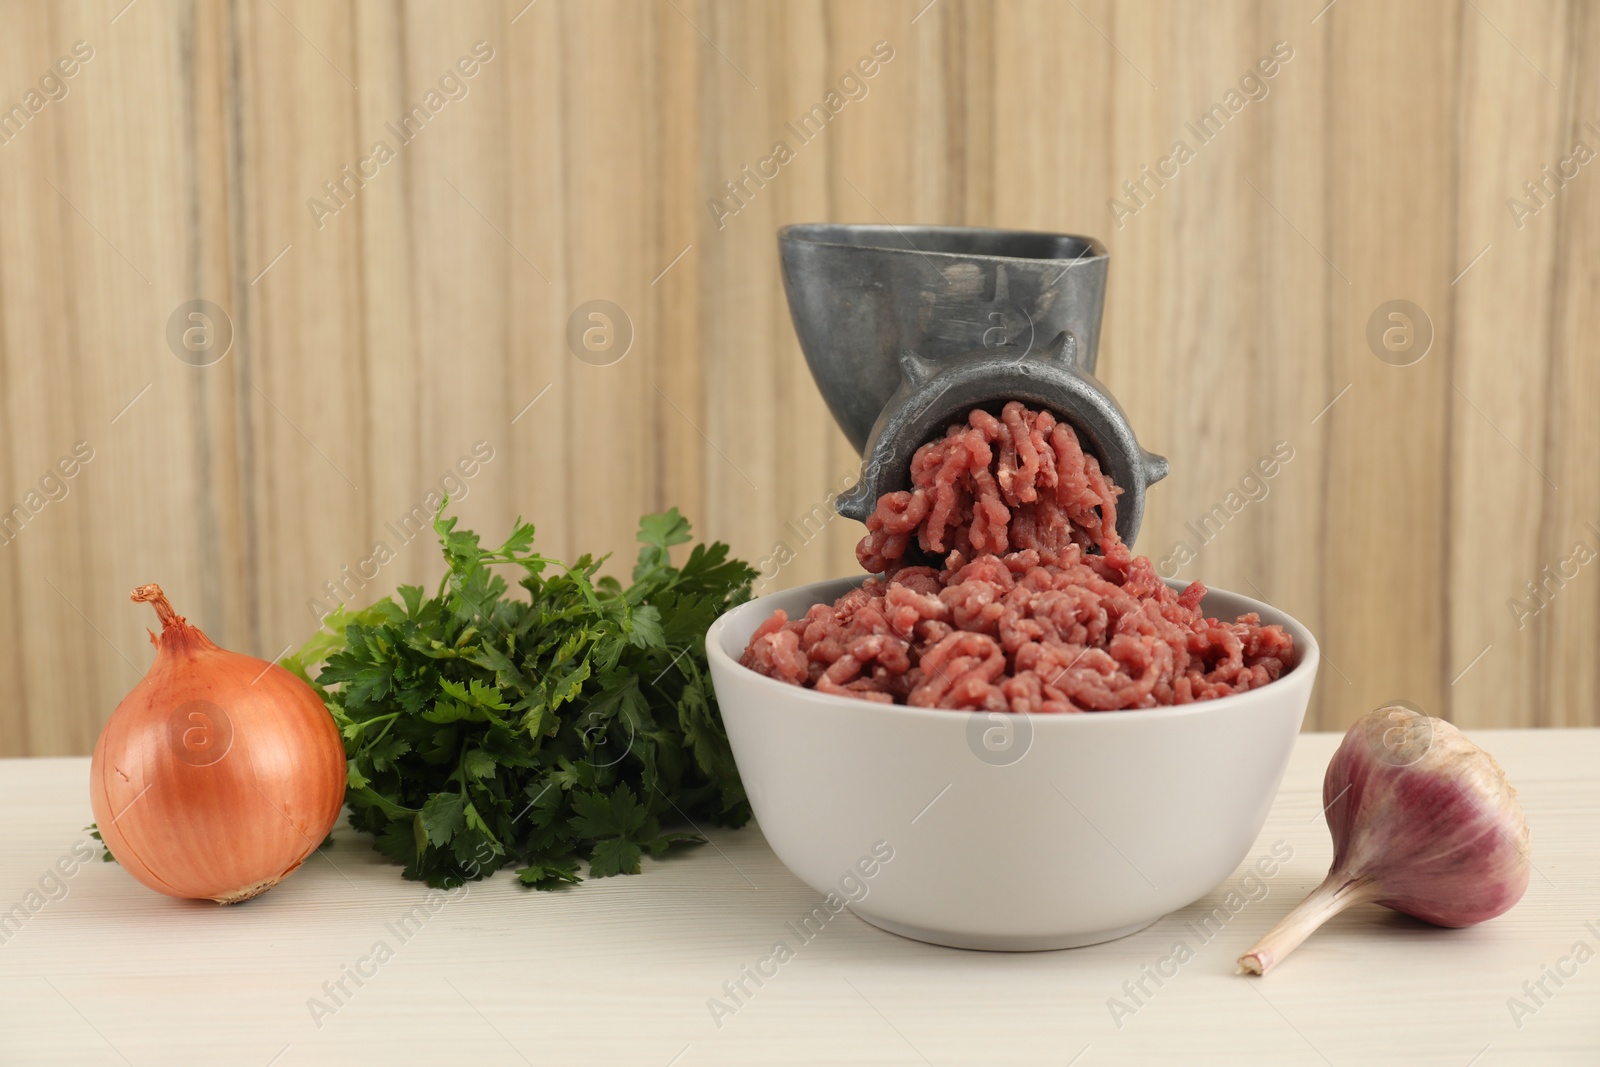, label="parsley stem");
[352,712,400,734]
[367,716,399,749]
